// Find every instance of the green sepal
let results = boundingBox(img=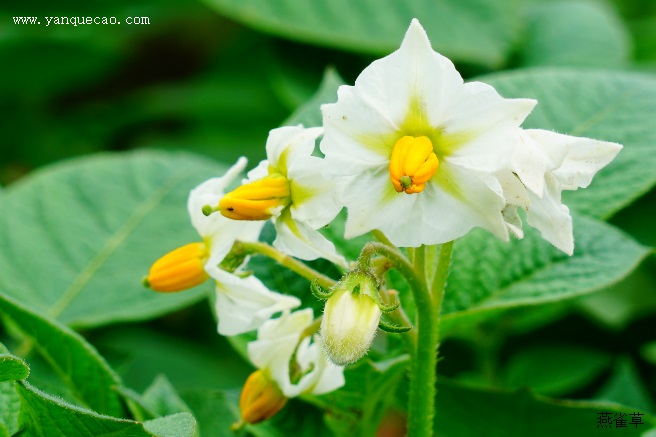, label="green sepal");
[378,319,412,333]
[311,280,335,300]
[376,298,399,313]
